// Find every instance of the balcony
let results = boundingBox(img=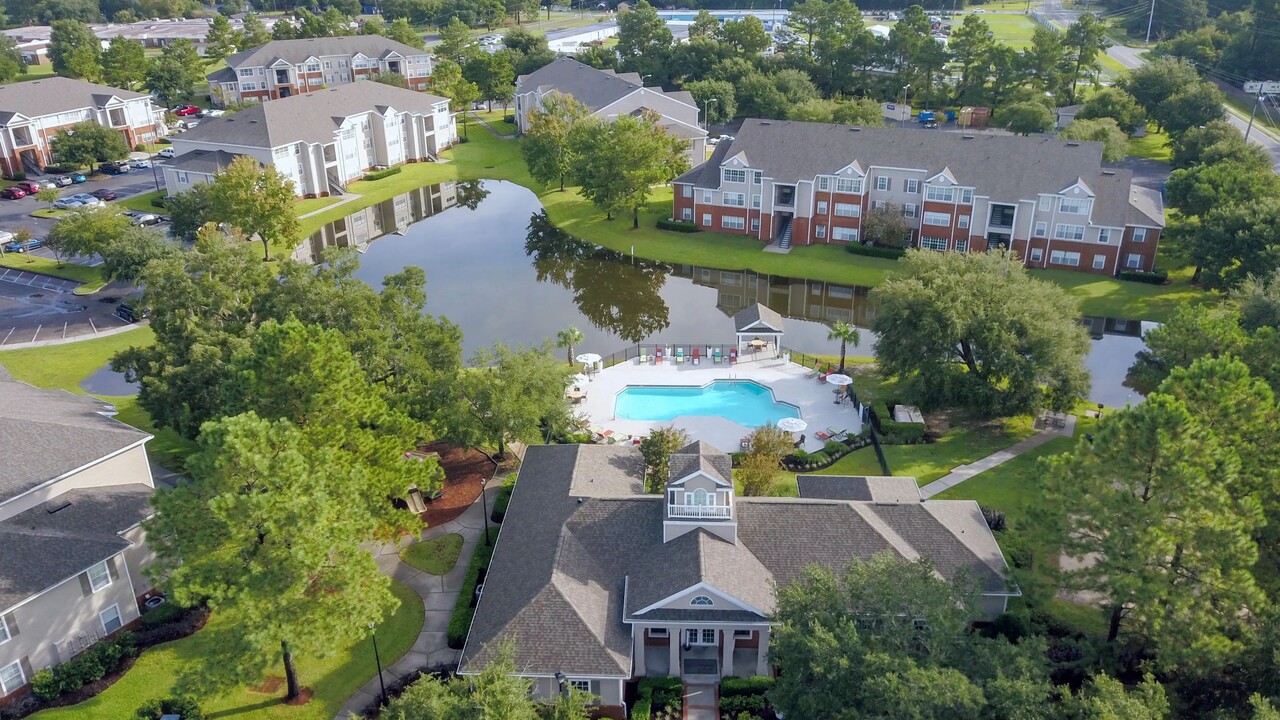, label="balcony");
[669,504,732,519]
[774,186,796,208]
